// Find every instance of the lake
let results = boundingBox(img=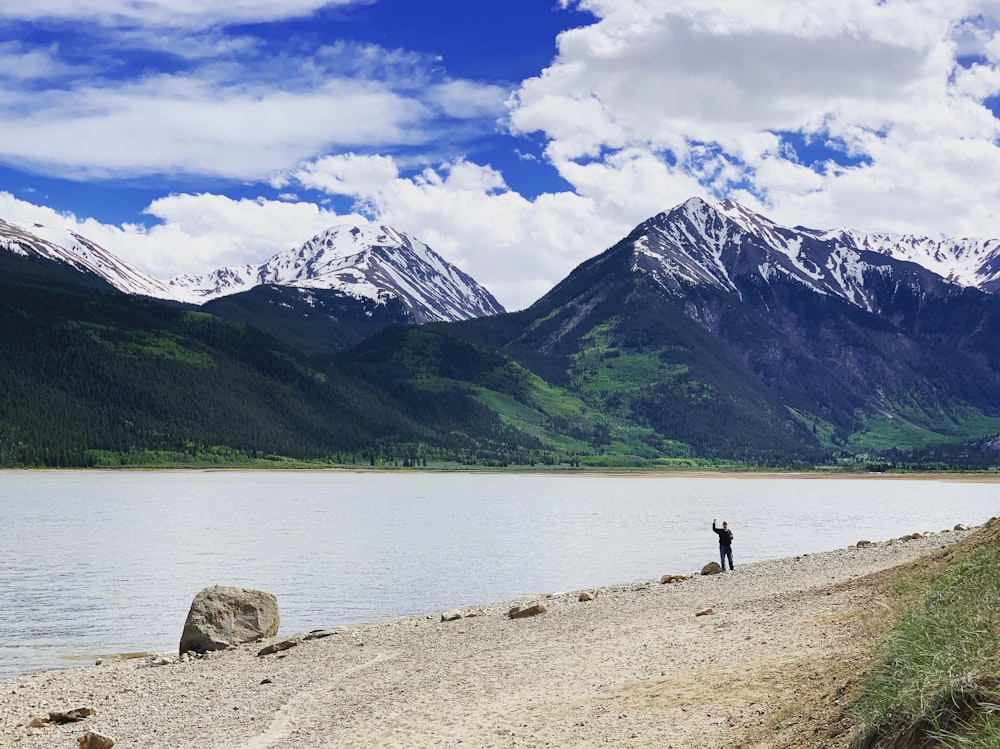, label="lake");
[1,470,997,678]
